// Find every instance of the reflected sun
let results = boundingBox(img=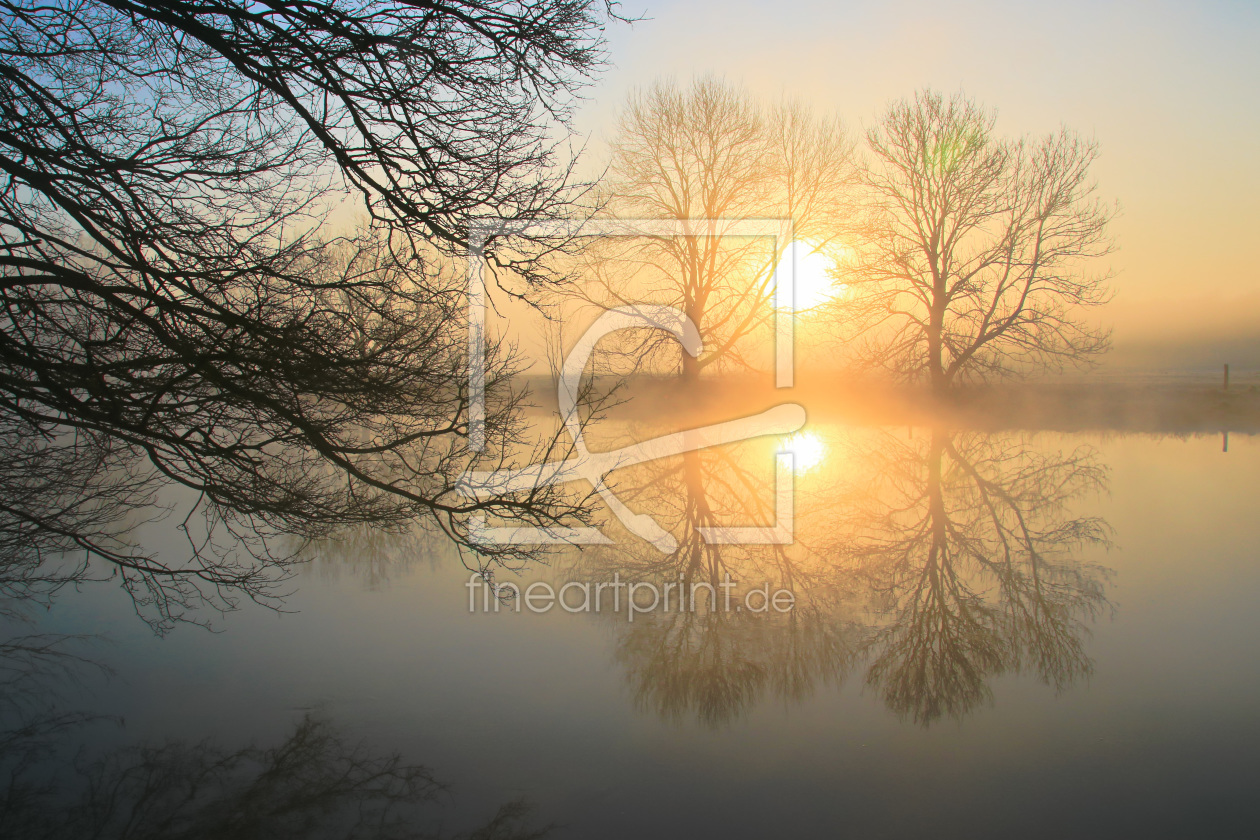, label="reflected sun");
[780,430,826,474]
[775,241,848,312]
